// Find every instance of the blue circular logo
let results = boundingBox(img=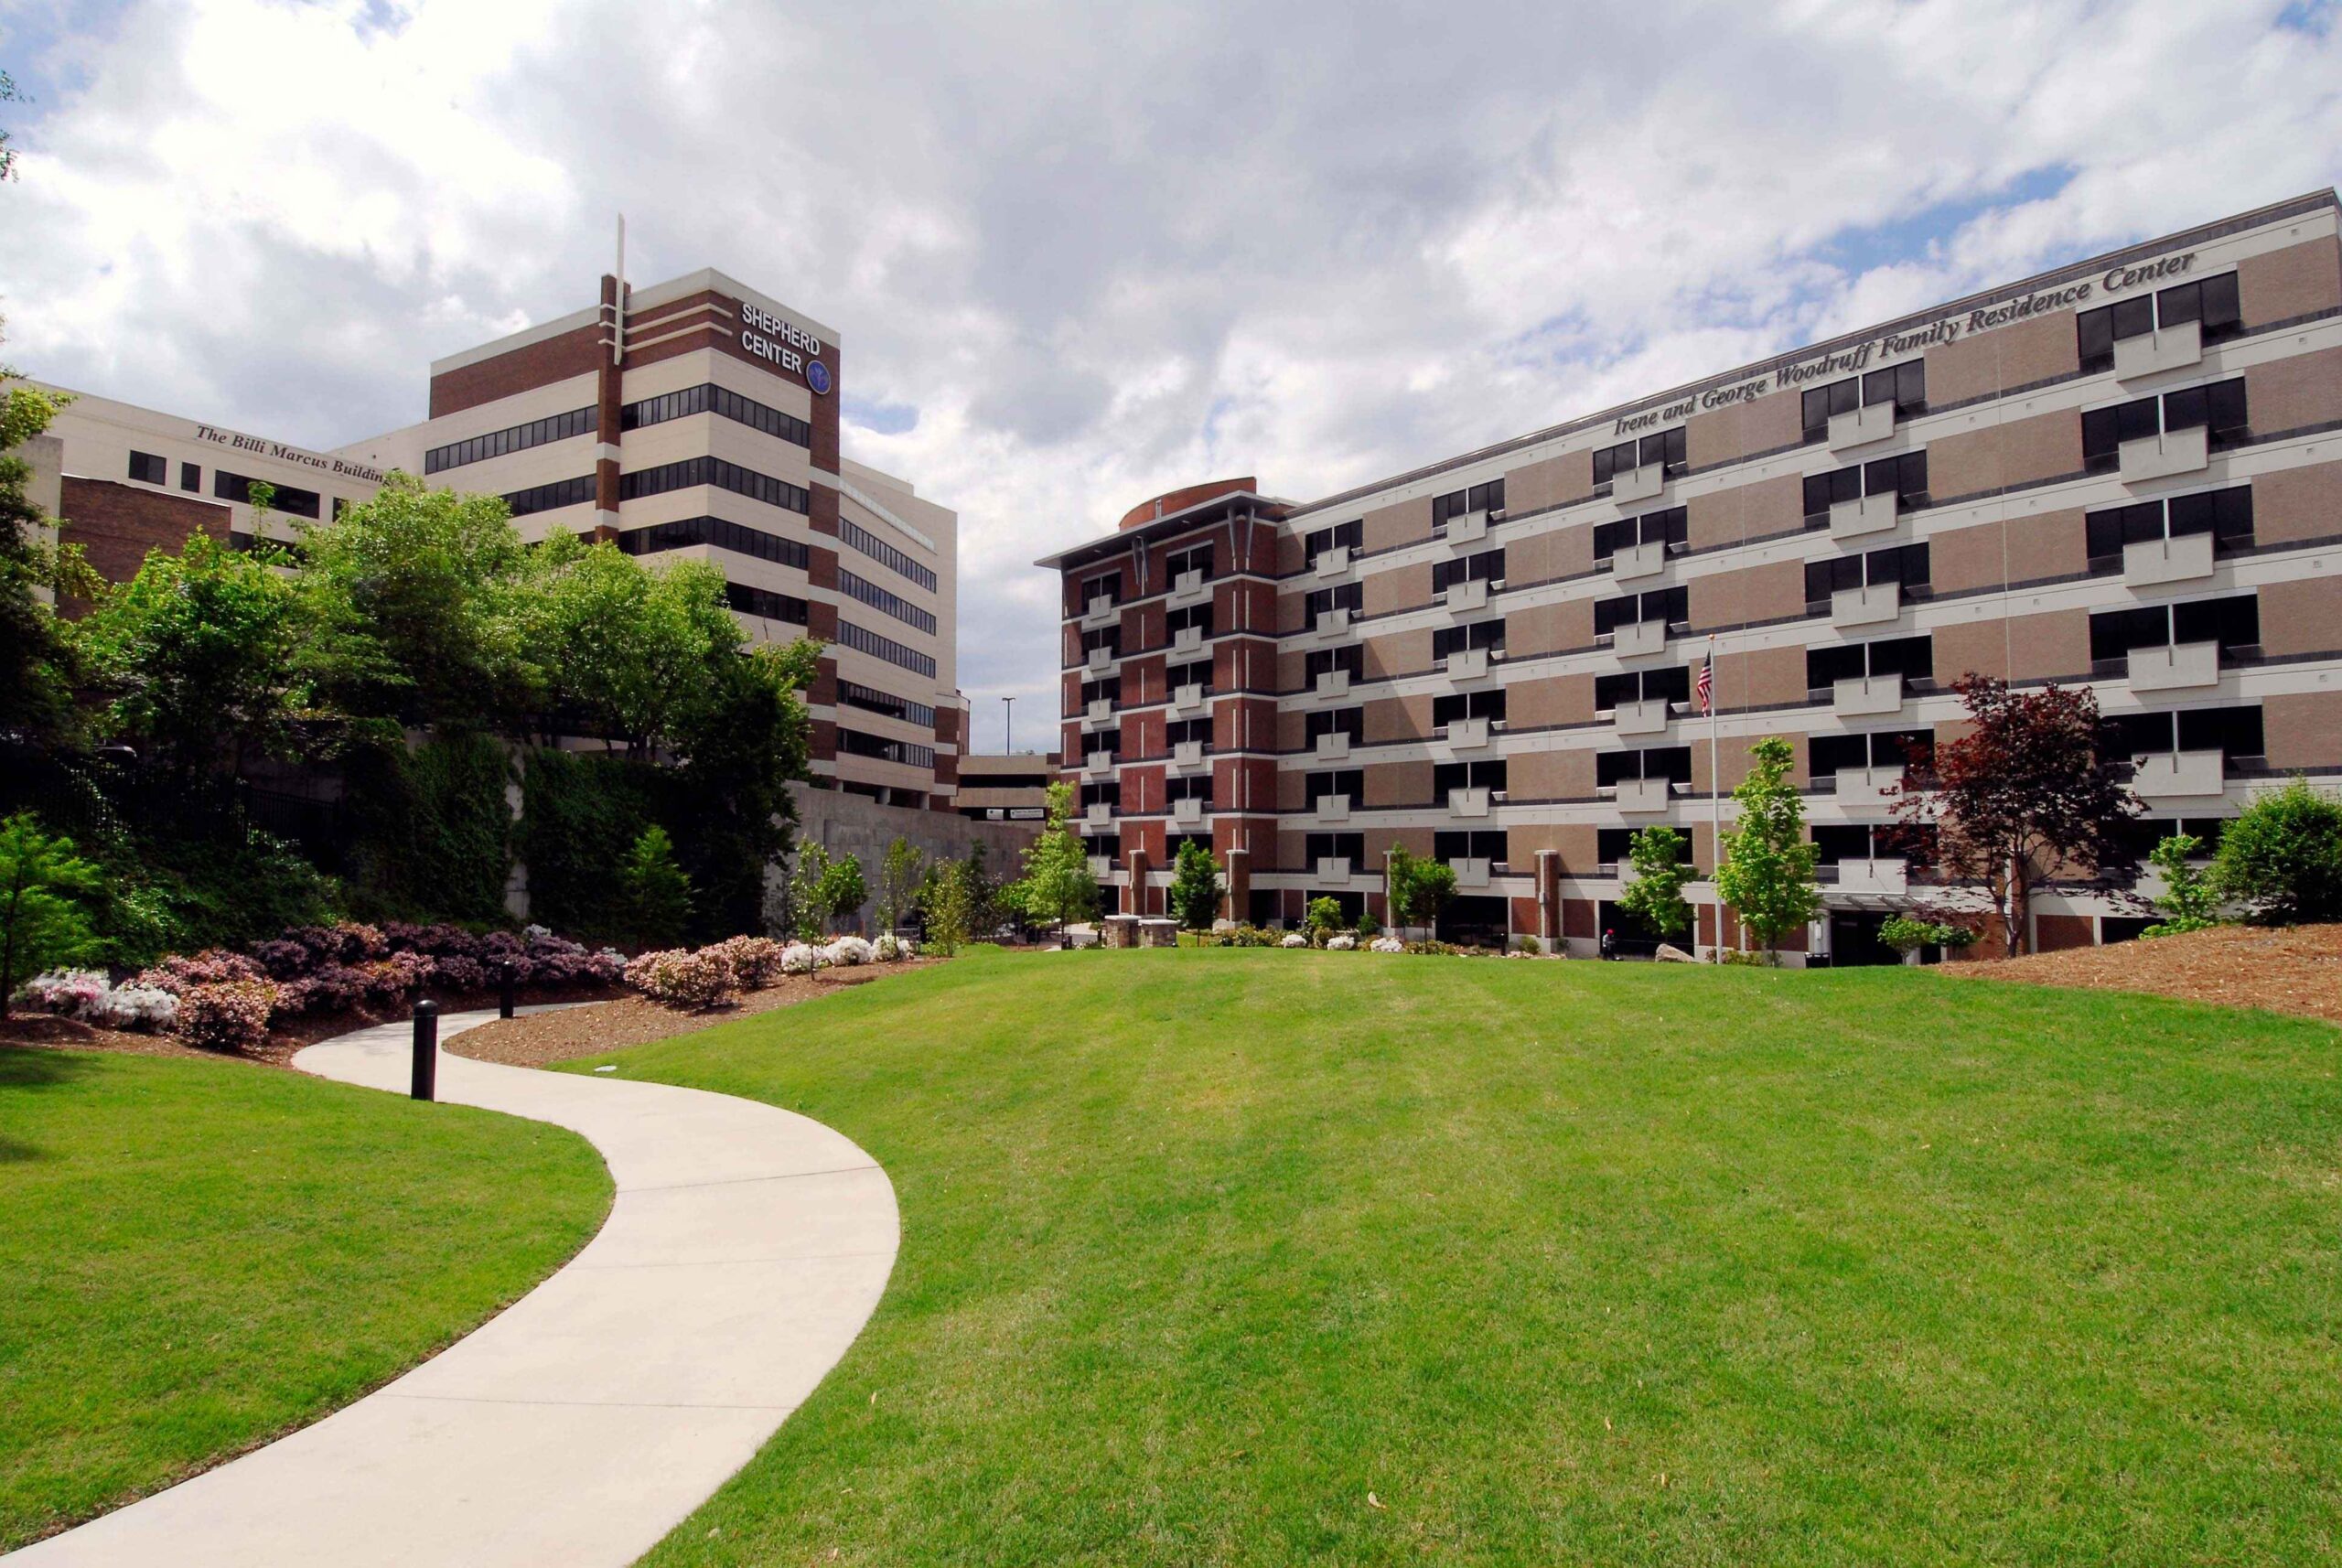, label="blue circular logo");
[806,360,833,396]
